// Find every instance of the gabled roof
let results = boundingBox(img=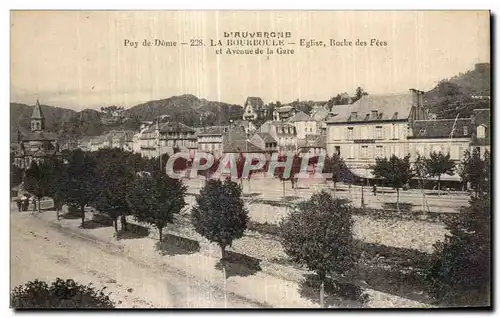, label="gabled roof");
[410,119,473,139]
[244,97,265,110]
[255,132,277,143]
[327,94,414,123]
[287,111,313,123]
[31,100,44,119]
